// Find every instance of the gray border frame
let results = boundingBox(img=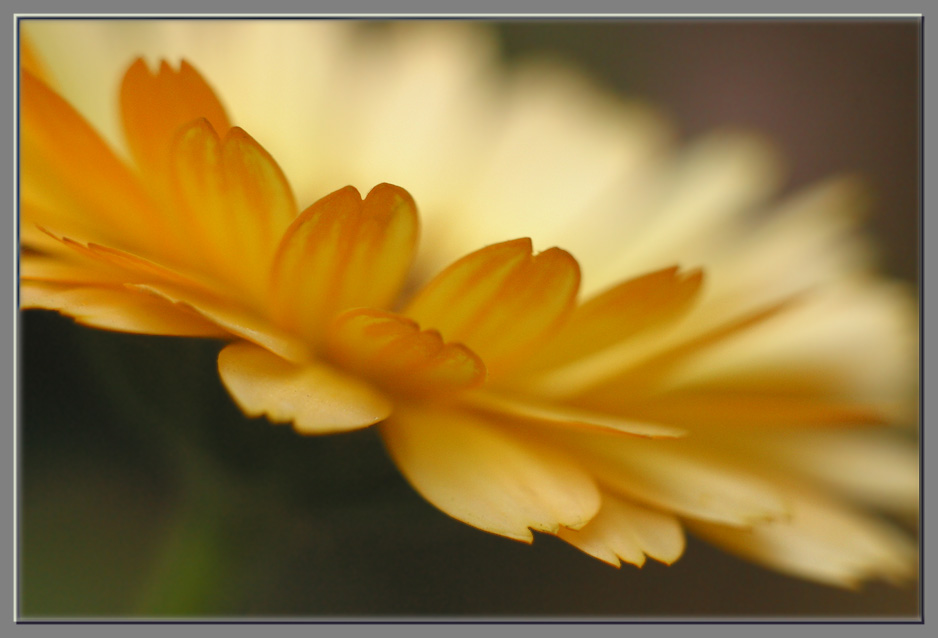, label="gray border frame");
[5,3,930,636]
